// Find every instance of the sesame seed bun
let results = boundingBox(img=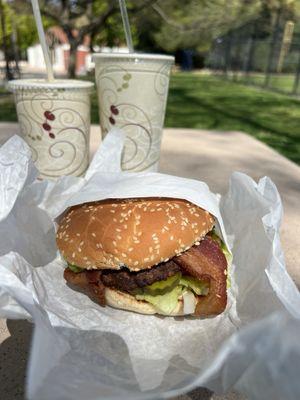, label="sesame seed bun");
[56,198,215,272]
